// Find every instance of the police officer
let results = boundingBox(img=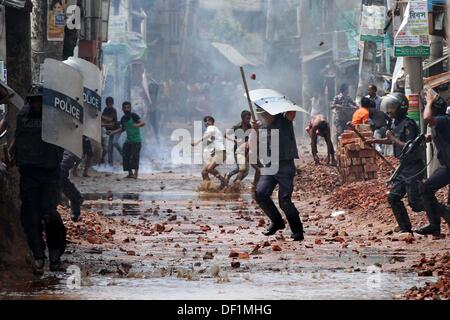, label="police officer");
[60,150,84,222]
[415,90,450,236]
[253,108,304,241]
[12,84,66,275]
[369,93,425,233]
